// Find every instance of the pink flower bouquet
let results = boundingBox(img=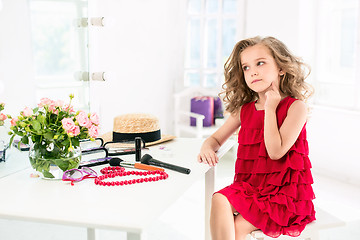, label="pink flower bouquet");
[8,94,100,178]
[0,103,7,126]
